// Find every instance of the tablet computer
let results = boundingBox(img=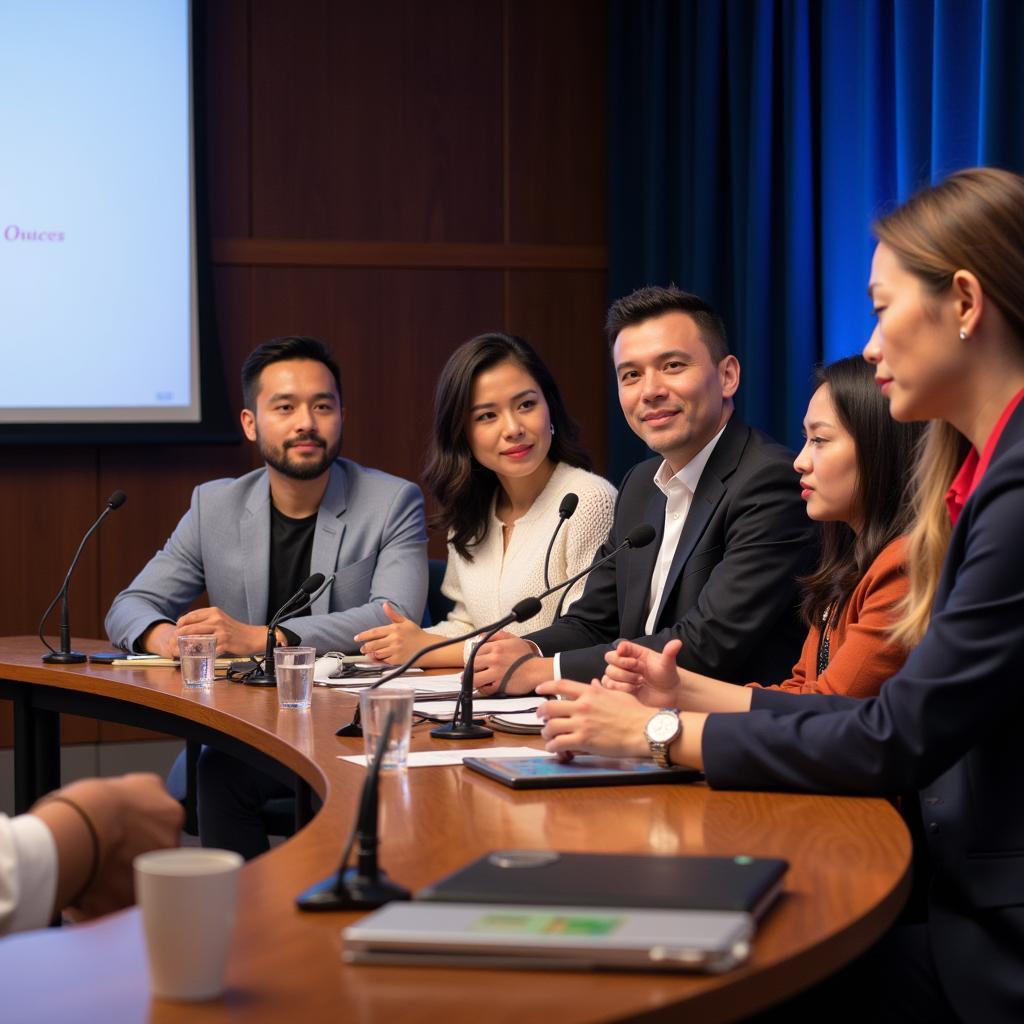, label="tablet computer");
[464,754,701,789]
